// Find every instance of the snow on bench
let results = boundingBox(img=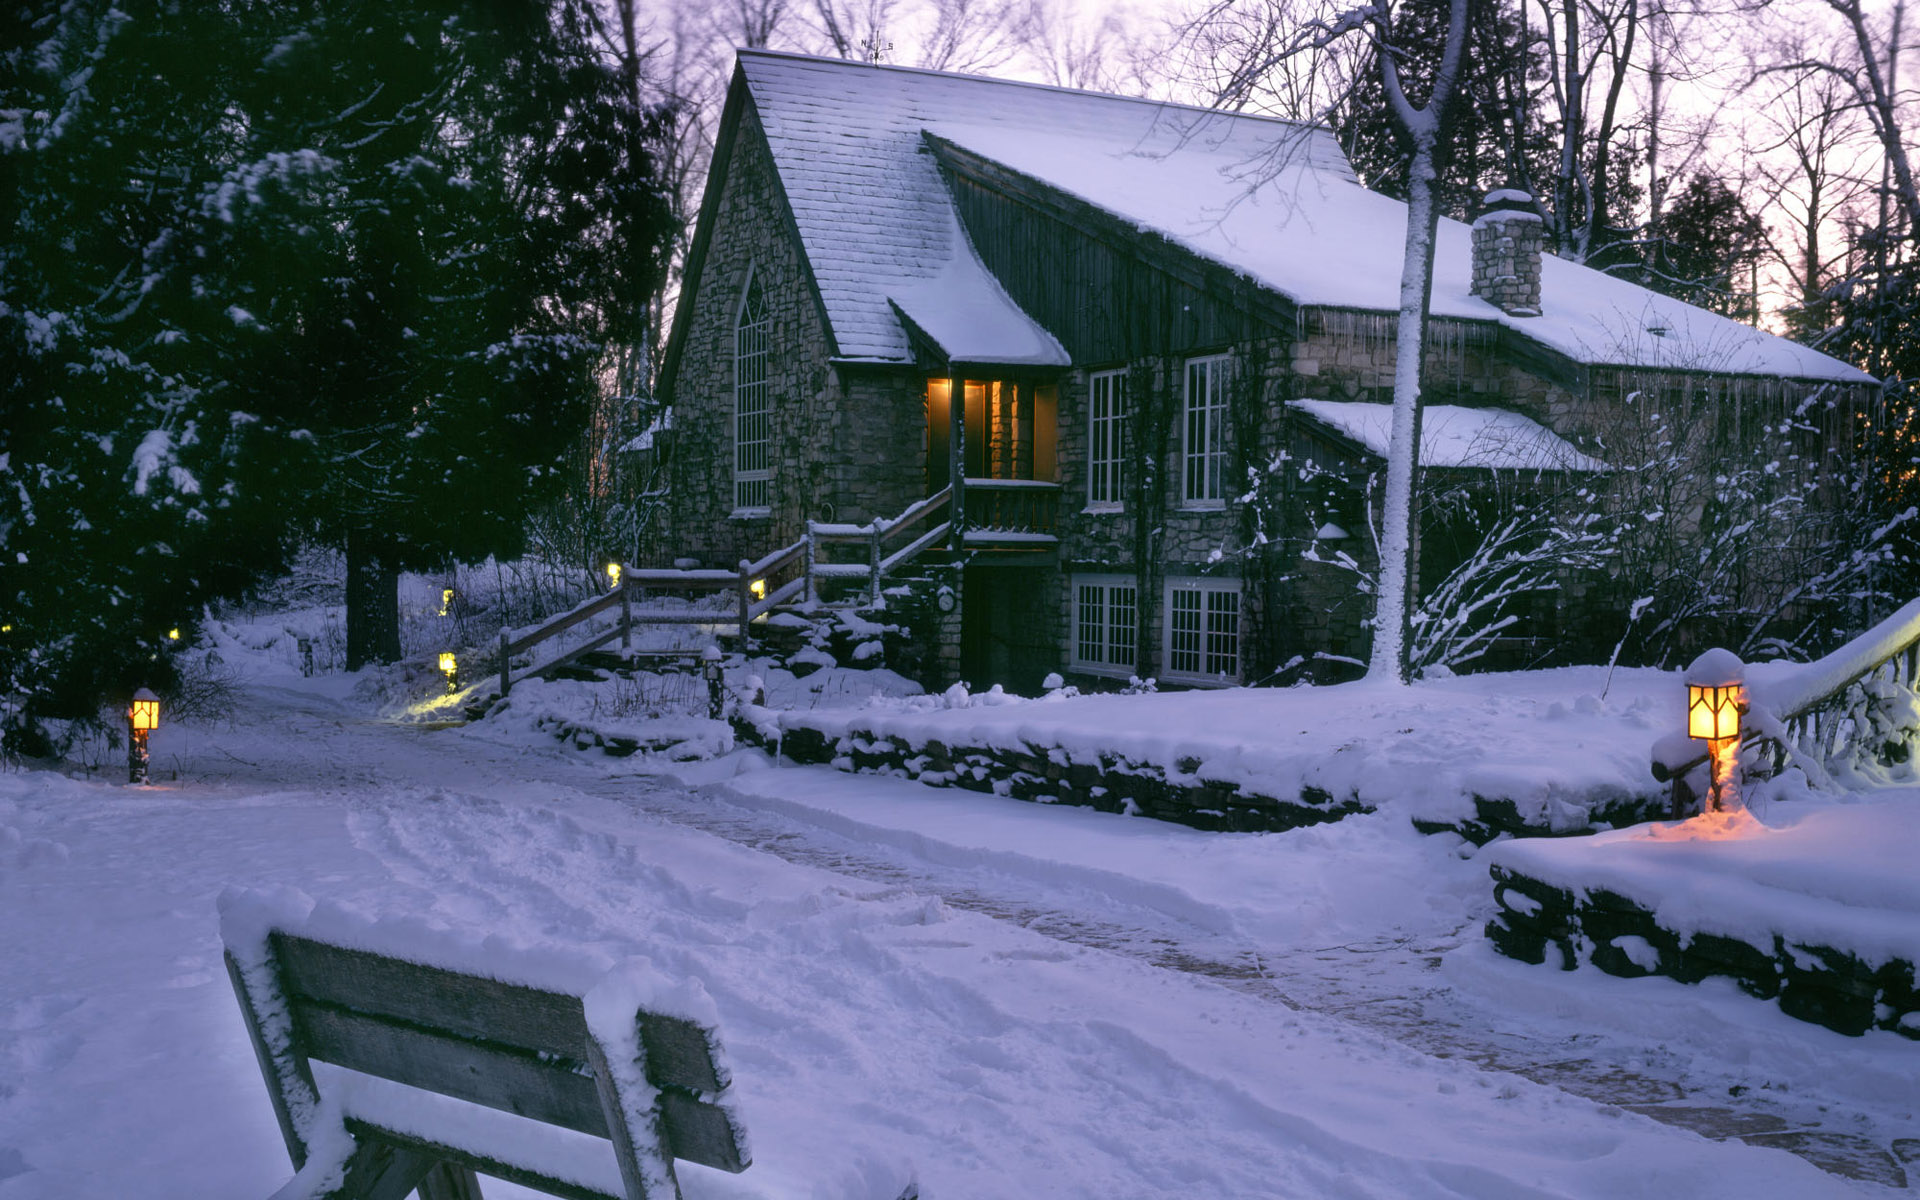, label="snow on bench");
[218,887,749,1200]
